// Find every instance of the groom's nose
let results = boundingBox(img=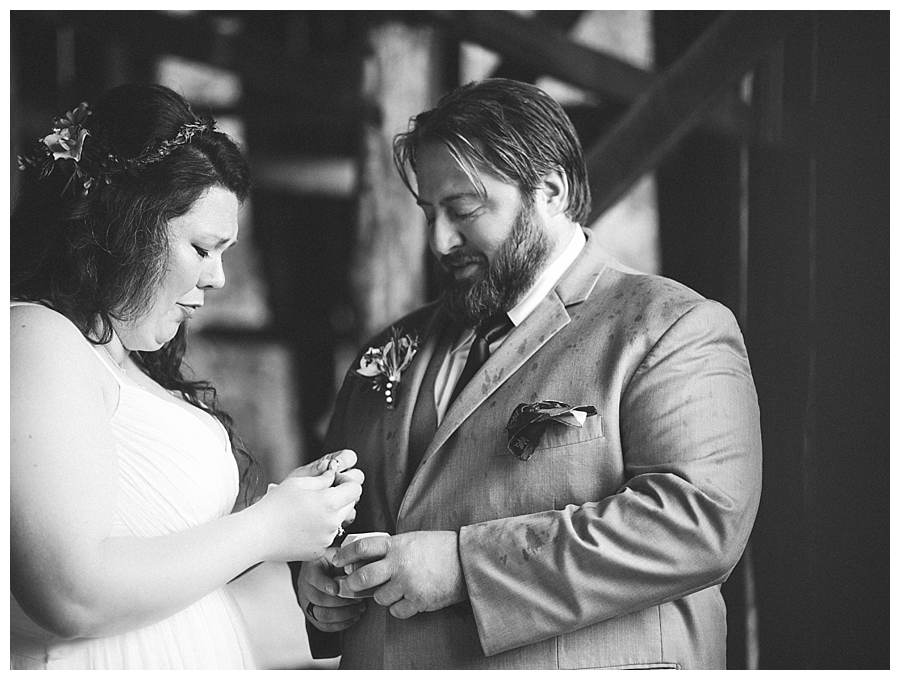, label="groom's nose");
[429,212,464,257]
